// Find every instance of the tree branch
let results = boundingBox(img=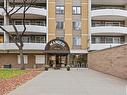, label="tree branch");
[10,5,23,16]
[25,0,37,12]
[8,0,16,14]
